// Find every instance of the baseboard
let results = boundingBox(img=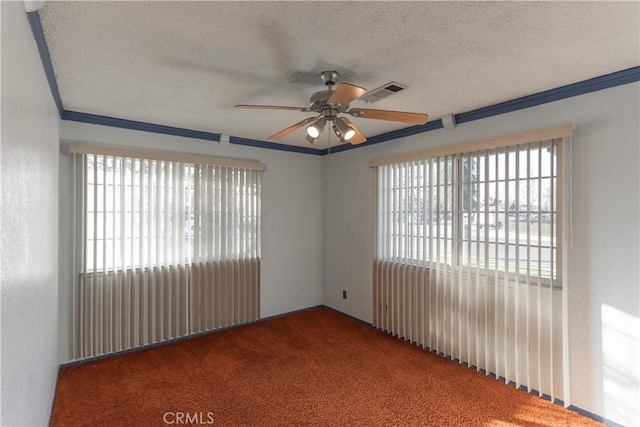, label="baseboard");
[566,405,624,427]
[56,304,623,427]
[320,304,373,327]
[59,304,324,369]
[323,306,624,427]
[47,365,61,427]
[257,304,324,322]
